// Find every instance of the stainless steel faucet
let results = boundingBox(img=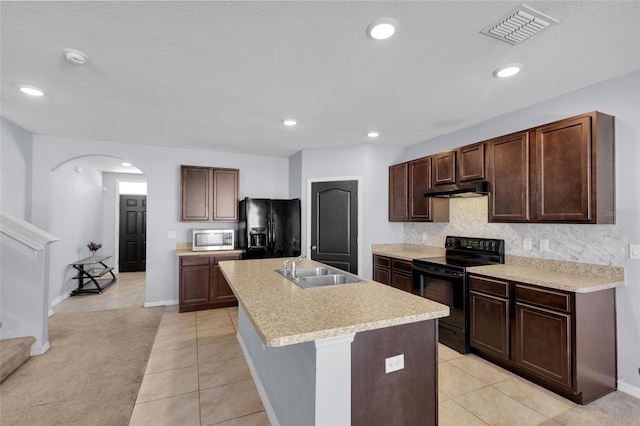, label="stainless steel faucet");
[291,255,306,276]
[282,259,290,275]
